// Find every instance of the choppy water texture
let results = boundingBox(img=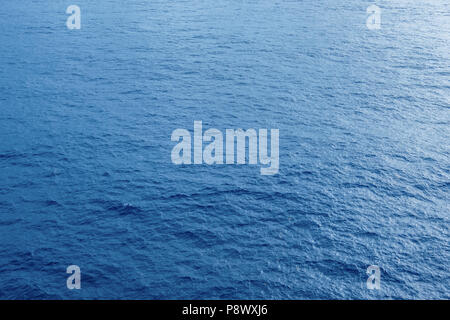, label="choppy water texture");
[0,1,449,299]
